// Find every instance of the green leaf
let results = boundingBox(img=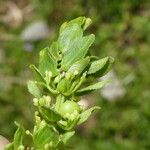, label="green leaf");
[39,47,59,77]
[48,41,61,60]
[55,95,65,112]
[88,56,114,77]
[40,106,63,122]
[88,57,109,74]
[90,56,99,61]
[61,34,95,70]
[56,78,66,93]
[76,80,108,95]
[60,17,91,32]
[58,117,79,131]
[27,80,42,98]
[59,17,86,33]
[59,17,92,55]
[67,57,90,77]
[56,141,74,150]
[58,24,83,53]
[66,17,86,27]
[60,131,75,144]
[30,64,45,83]
[56,78,70,94]
[33,124,59,149]
[83,18,92,30]
[14,122,25,149]
[78,106,100,125]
